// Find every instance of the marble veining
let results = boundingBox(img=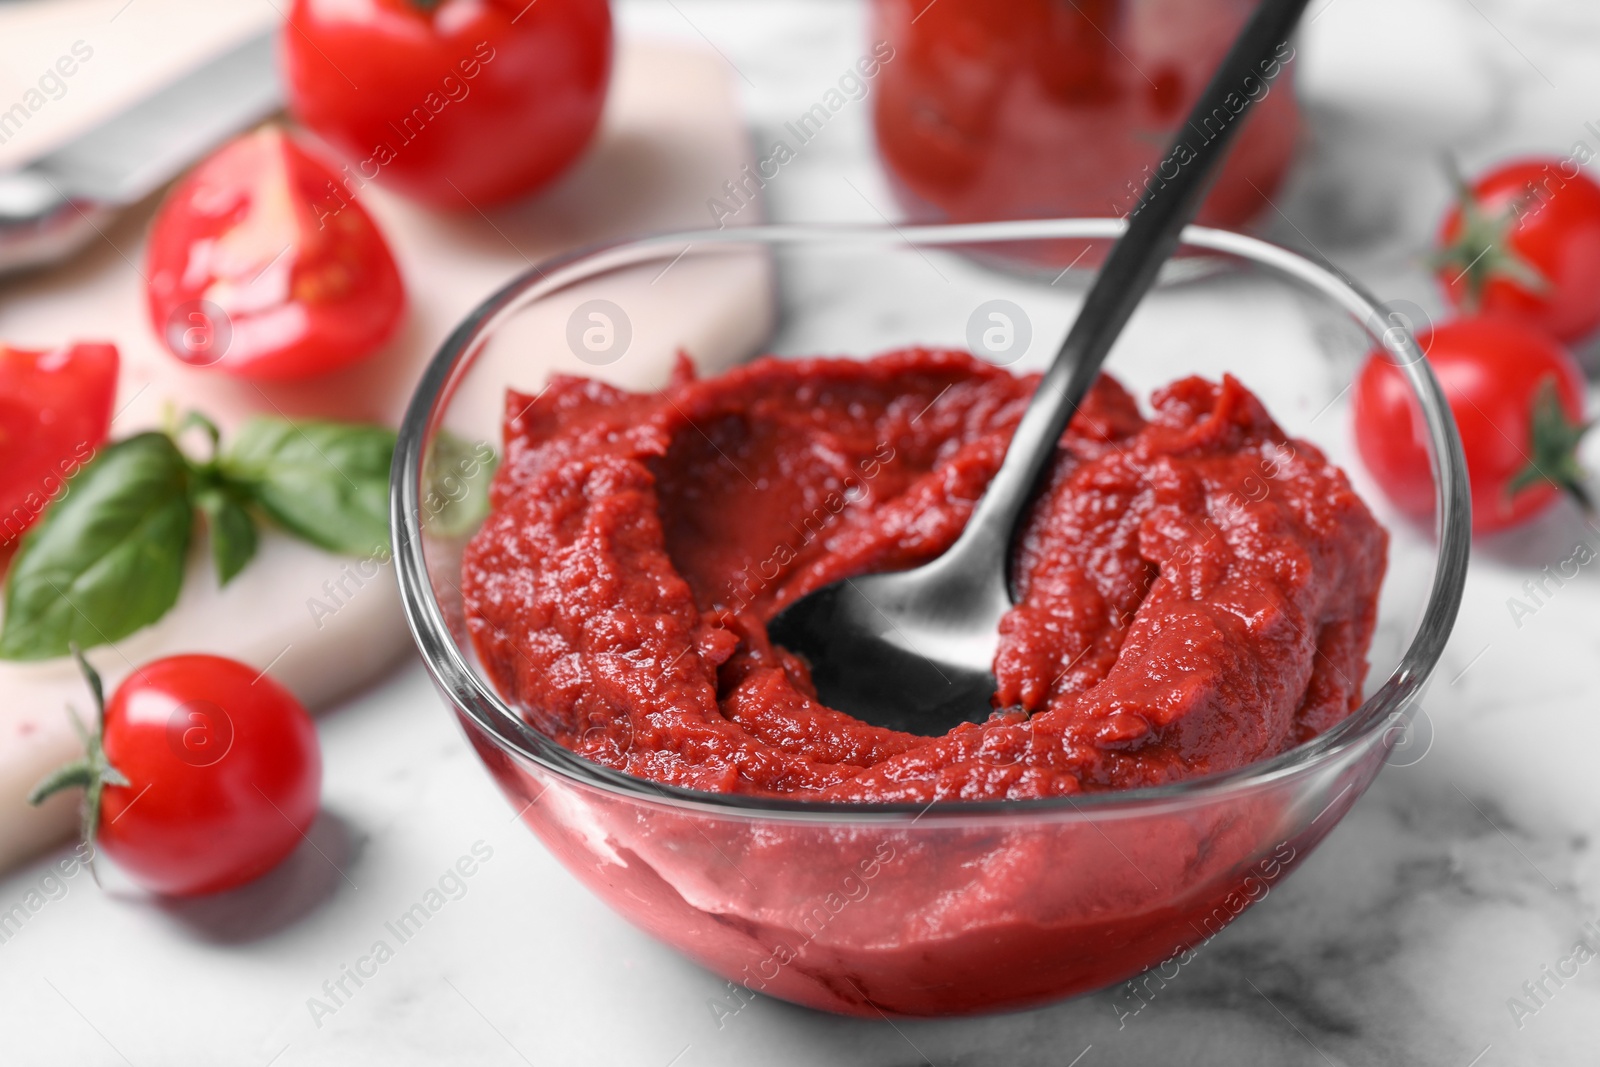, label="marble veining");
[3,1,1599,1064]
